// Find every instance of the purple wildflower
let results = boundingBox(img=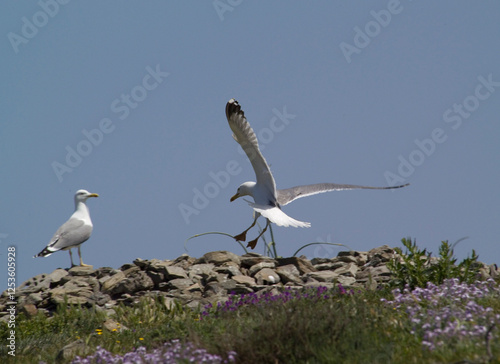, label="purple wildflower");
[201,285,350,319]
[71,340,236,363]
[383,278,500,351]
